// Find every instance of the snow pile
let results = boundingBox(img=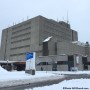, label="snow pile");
[0,71,64,82]
[43,36,52,42]
[26,79,90,90]
[0,66,8,73]
[1,68,90,89]
[0,71,64,88]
